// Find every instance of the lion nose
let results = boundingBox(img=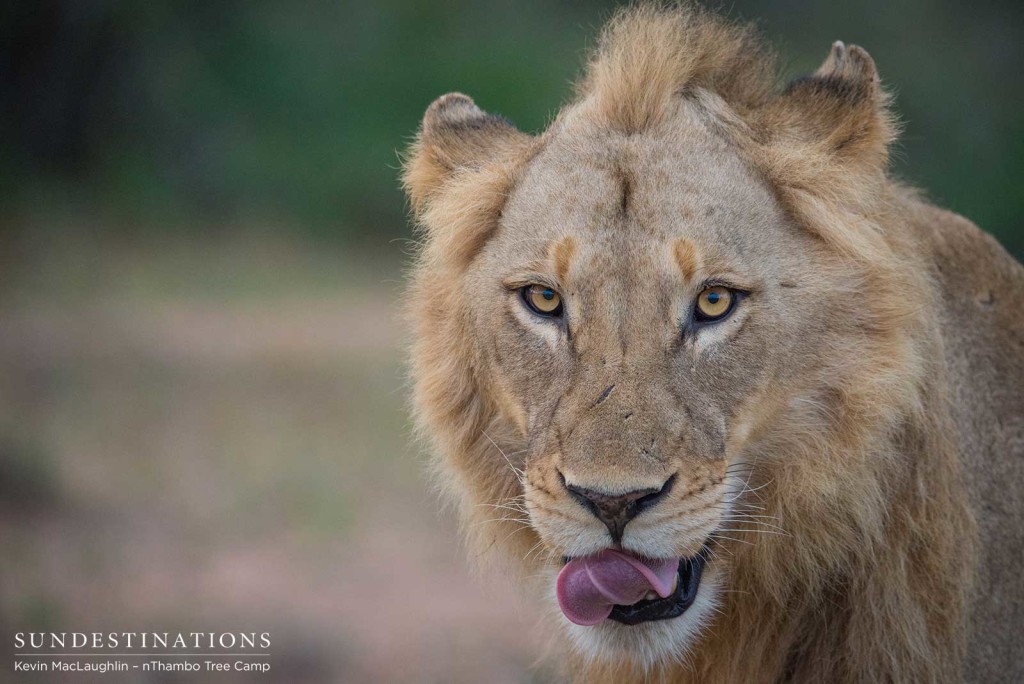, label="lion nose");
[561,473,676,544]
